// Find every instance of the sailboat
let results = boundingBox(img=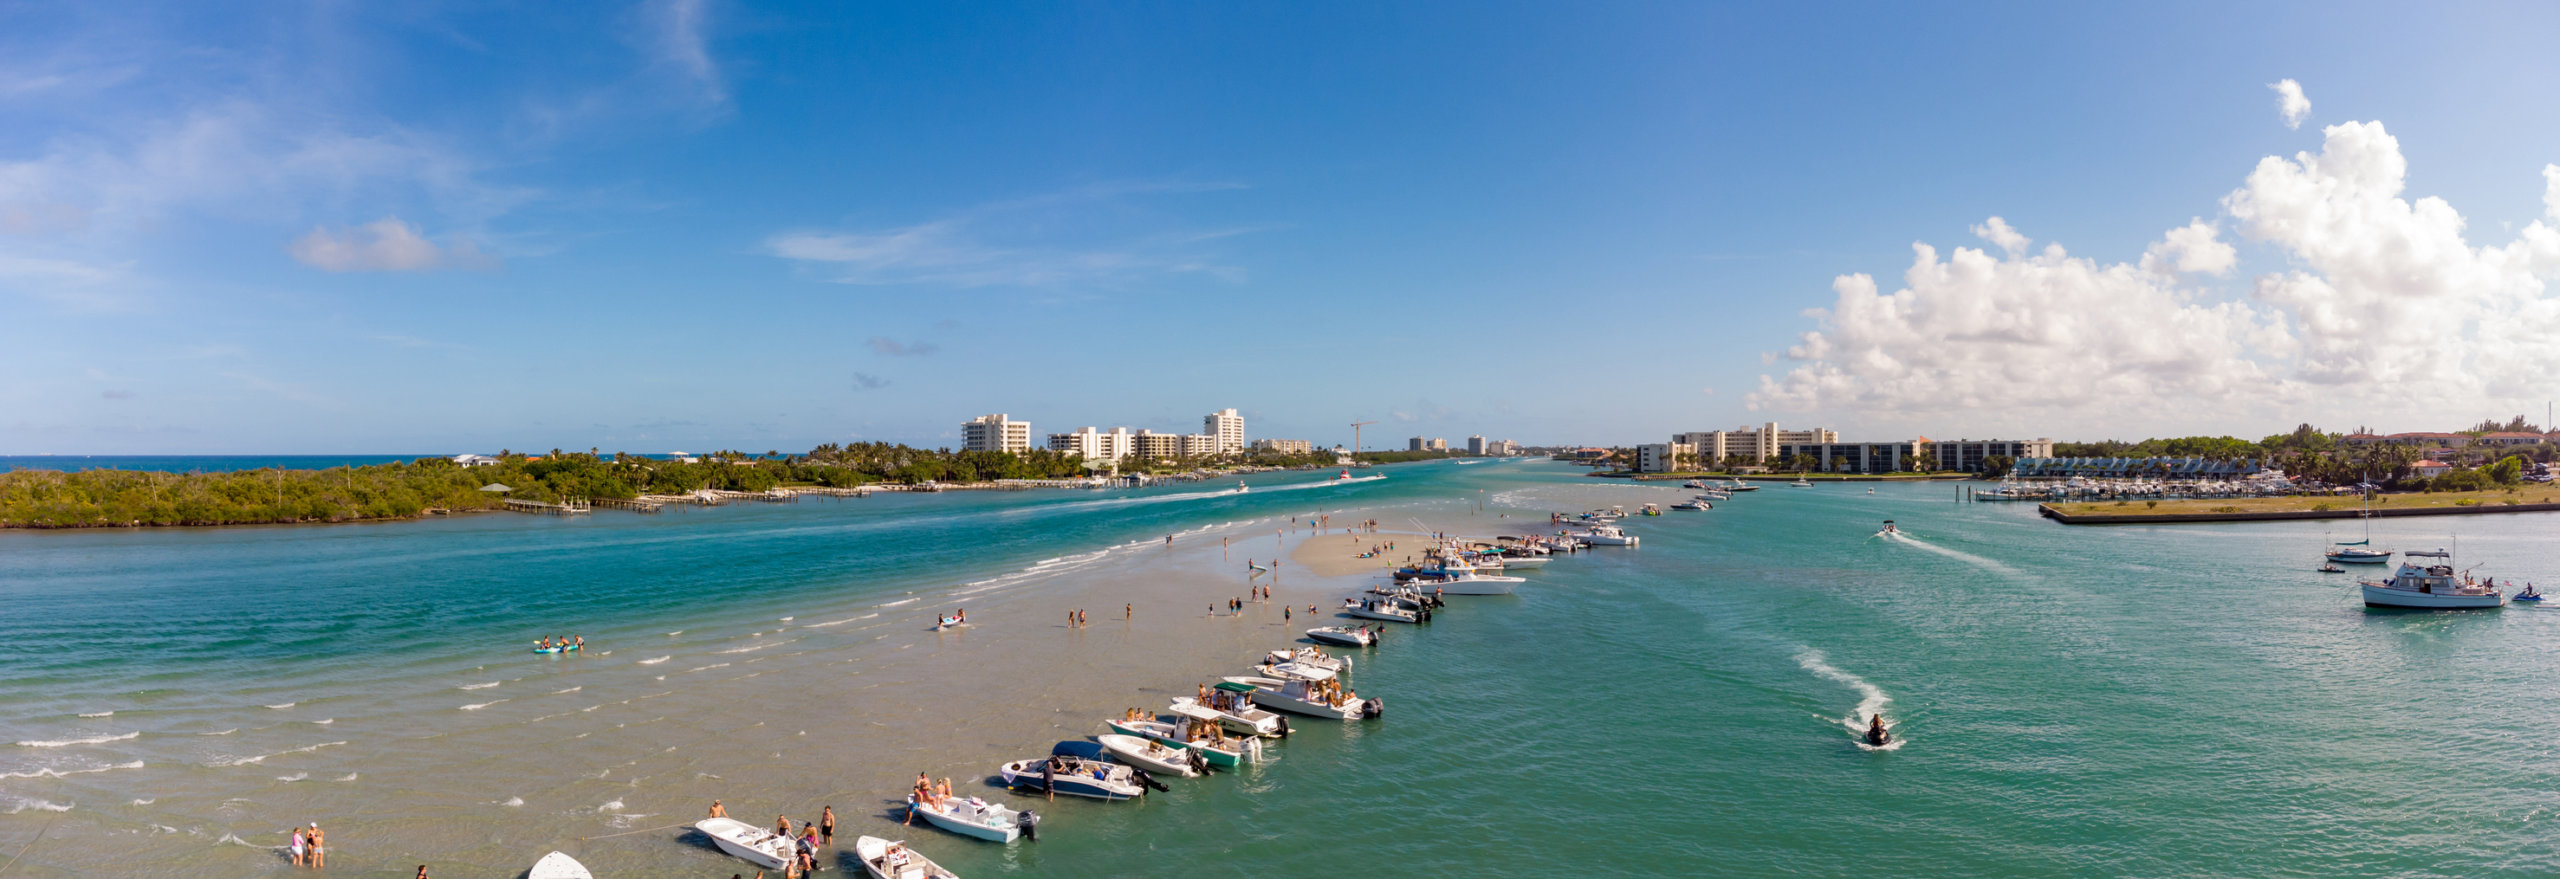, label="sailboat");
[2327,486,2391,565]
